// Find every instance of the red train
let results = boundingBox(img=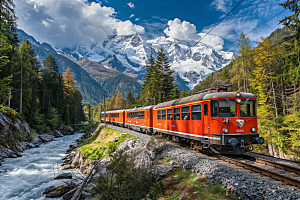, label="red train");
[101,84,264,155]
